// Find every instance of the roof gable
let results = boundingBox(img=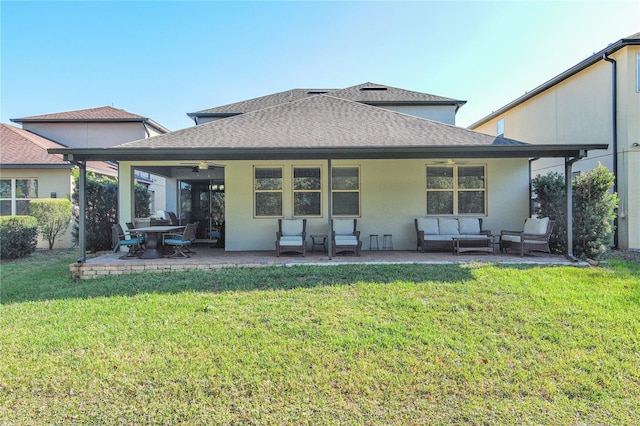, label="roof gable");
[123,95,522,150]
